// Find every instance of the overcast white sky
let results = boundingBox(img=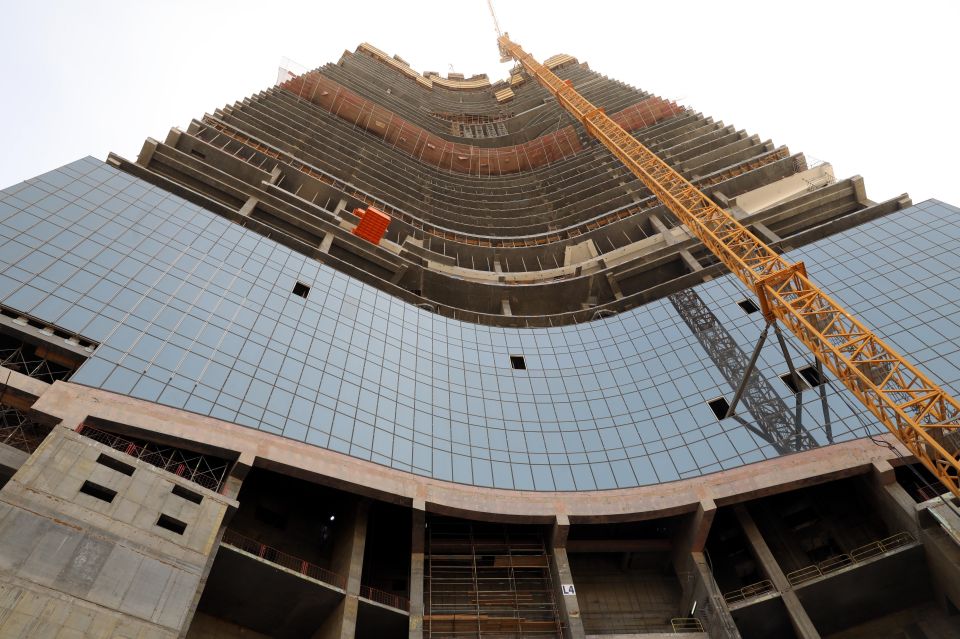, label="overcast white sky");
[1,1,957,206]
